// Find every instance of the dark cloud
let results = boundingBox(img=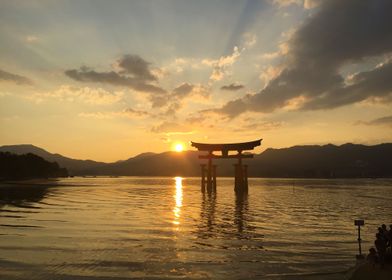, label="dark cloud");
[118,55,157,81]
[163,102,182,117]
[359,115,392,128]
[150,82,209,117]
[369,115,392,127]
[123,107,150,117]
[220,83,244,91]
[186,115,207,124]
[218,0,392,117]
[238,120,283,131]
[149,83,192,115]
[0,69,32,85]
[172,83,194,96]
[303,60,392,109]
[65,55,166,94]
[150,94,169,108]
